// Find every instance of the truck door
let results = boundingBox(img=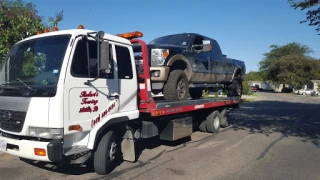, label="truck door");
[210,40,224,82]
[64,37,119,131]
[113,43,138,113]
[191,36,211,83]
